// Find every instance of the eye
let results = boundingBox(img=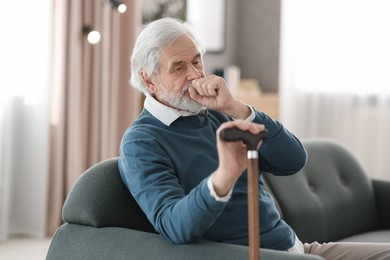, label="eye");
[193,60,202,67]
